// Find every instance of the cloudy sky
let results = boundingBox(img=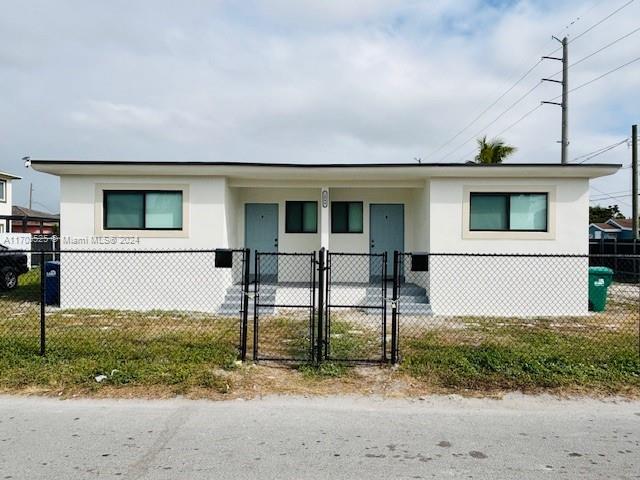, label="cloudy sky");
[1,0,638,214]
